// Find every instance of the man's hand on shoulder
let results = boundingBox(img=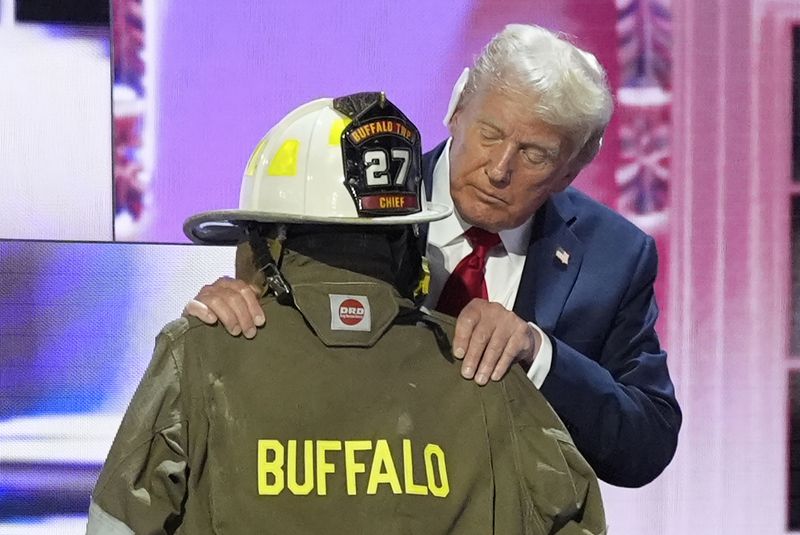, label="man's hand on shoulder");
[182,277,265,338]
[452,299,540,385]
